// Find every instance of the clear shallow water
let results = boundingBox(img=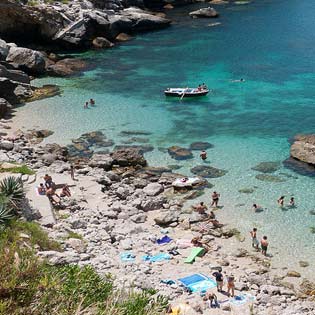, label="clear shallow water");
[14,0,315,270]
